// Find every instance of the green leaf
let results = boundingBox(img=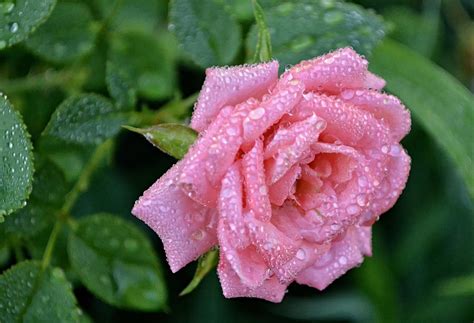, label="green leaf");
[0,261,80,323]
[246,0,386,68]
[106,61,137,111]
[438,274,474,297]
[180,249,218,296]
[24,2,98,64]
[0,0,56,49]
[252,0,272,63]
[0,94,34,218]
[169,0,242,68]
[67,213,167,311]
[41,94,127,146]
[4,159,68,238]
[370,39,474,198]
[108,30,177,100]
[124,123,197,160]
